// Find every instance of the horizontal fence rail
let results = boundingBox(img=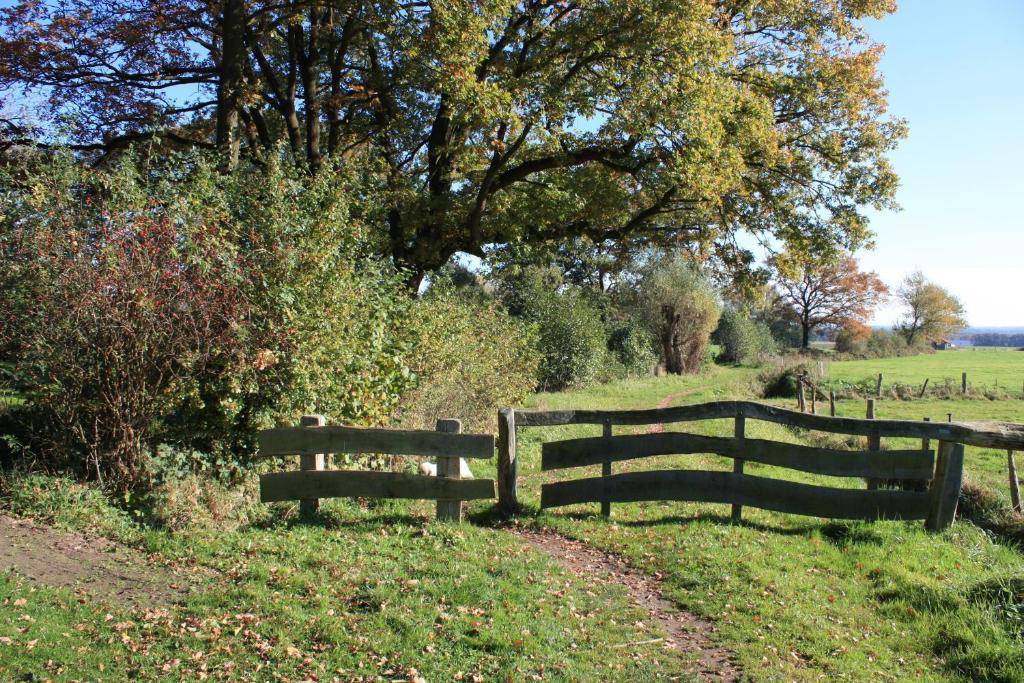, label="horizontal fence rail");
[542,432,935,481]
[514,400,1024,450]
[259,417,495,521]
[540,470,931,521]
[259,424,494,458]
[260,470,495,503]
